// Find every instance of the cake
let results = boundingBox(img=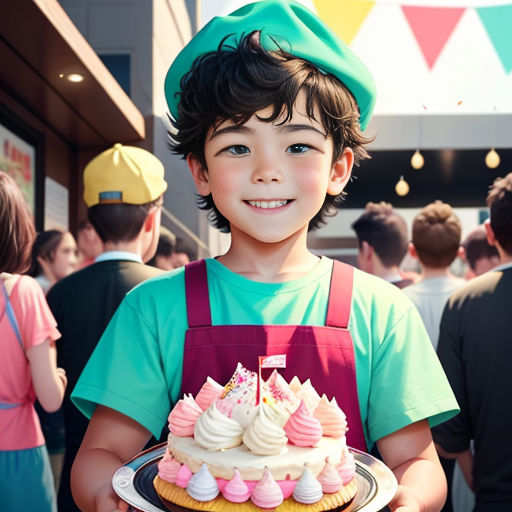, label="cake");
[154,364,358,511]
